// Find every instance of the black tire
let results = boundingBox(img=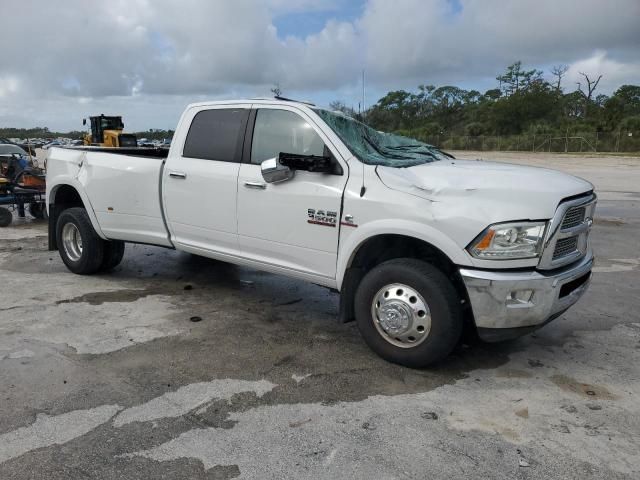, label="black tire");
[354,258,463,368]
[100,240,125,271]
[29,202,46,219]
[0,207,11,227]
[56,207,104,274]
